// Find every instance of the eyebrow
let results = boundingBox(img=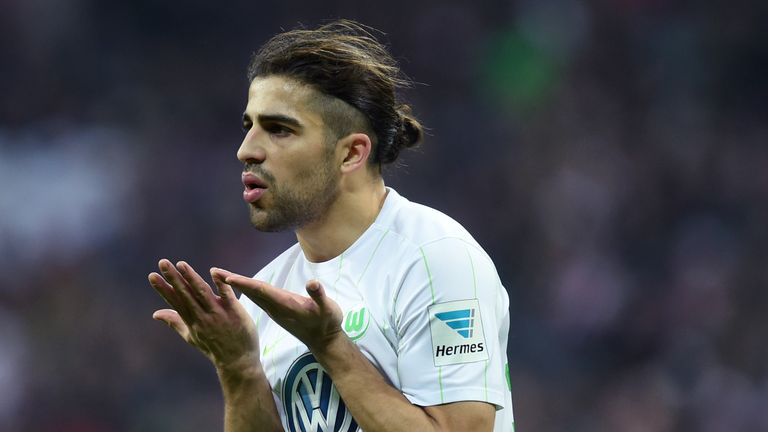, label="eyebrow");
[242,113,303,130]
